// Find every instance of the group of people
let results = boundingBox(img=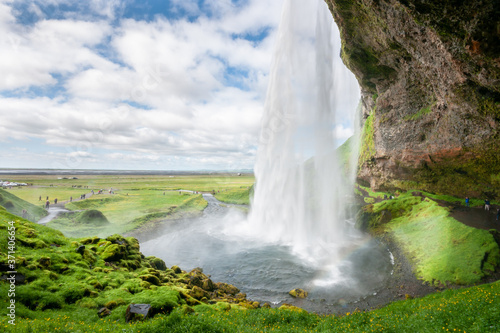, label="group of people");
[465,196,500,221]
